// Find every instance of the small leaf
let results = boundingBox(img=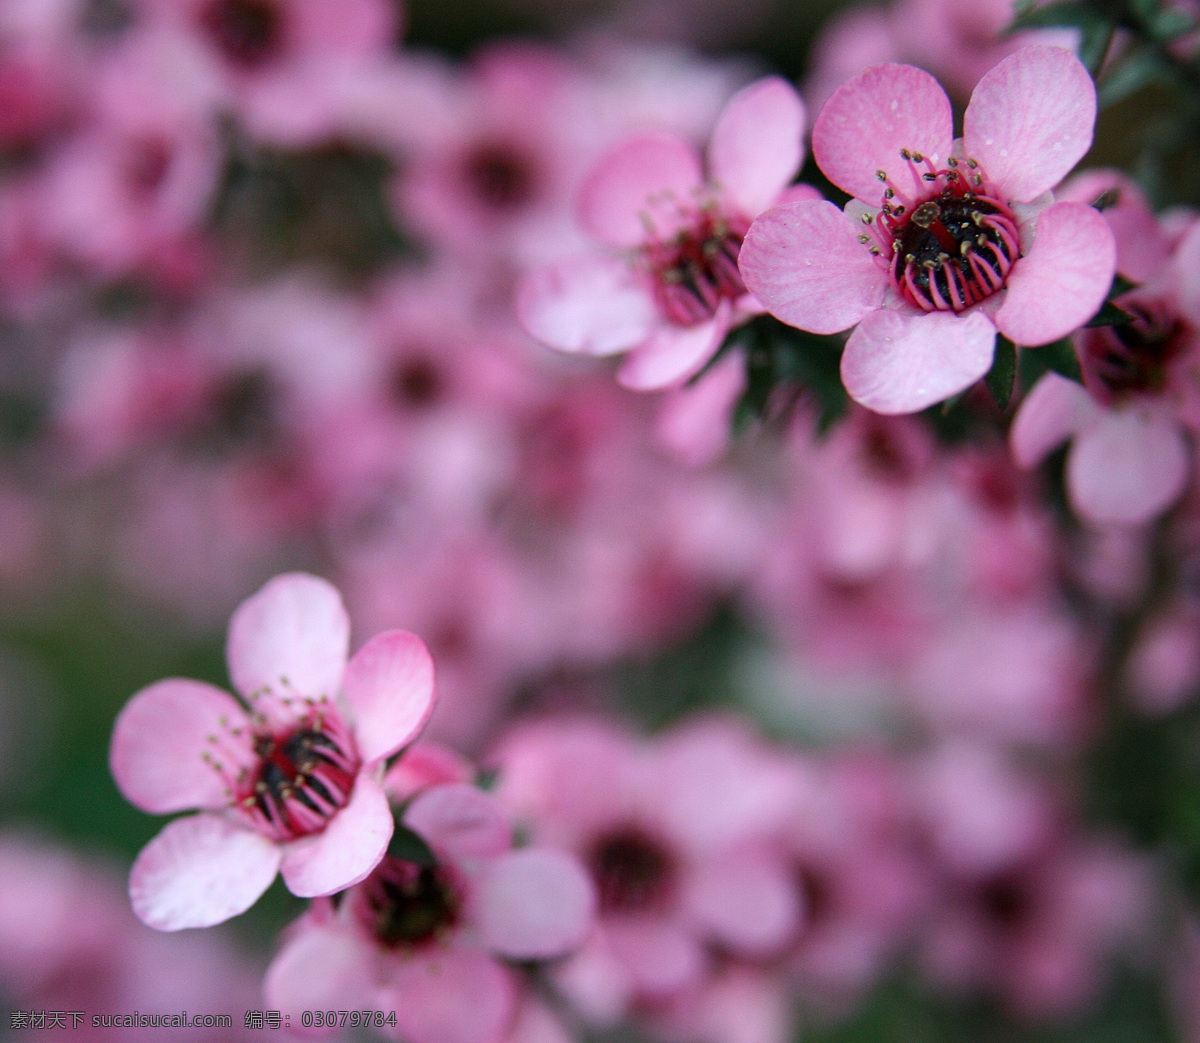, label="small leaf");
[984,336,1018,411]
[1086,300,1137,327]
[1148,6,1197,40]
[1007,0,1097,31]
[1110,274,1138,297]
[1098,49,1165,107]
[1078,21,1116,76]
[387,823,436,866]
[1040,338,1084,384]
